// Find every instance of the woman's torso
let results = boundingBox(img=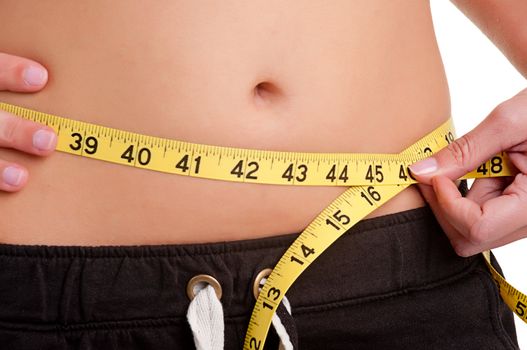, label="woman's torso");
[0,0,450,245]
